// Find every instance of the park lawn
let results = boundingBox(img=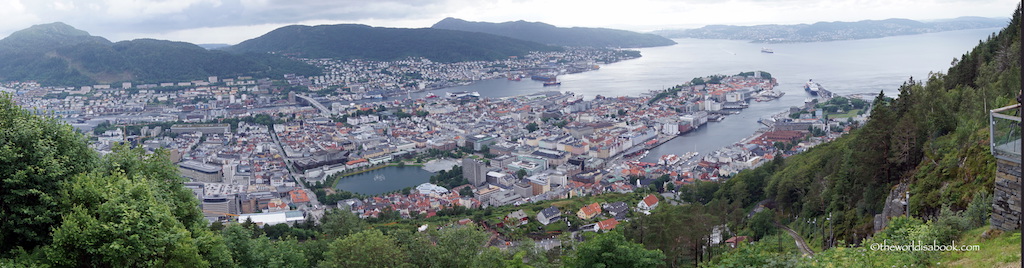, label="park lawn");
[828,109,862,119]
